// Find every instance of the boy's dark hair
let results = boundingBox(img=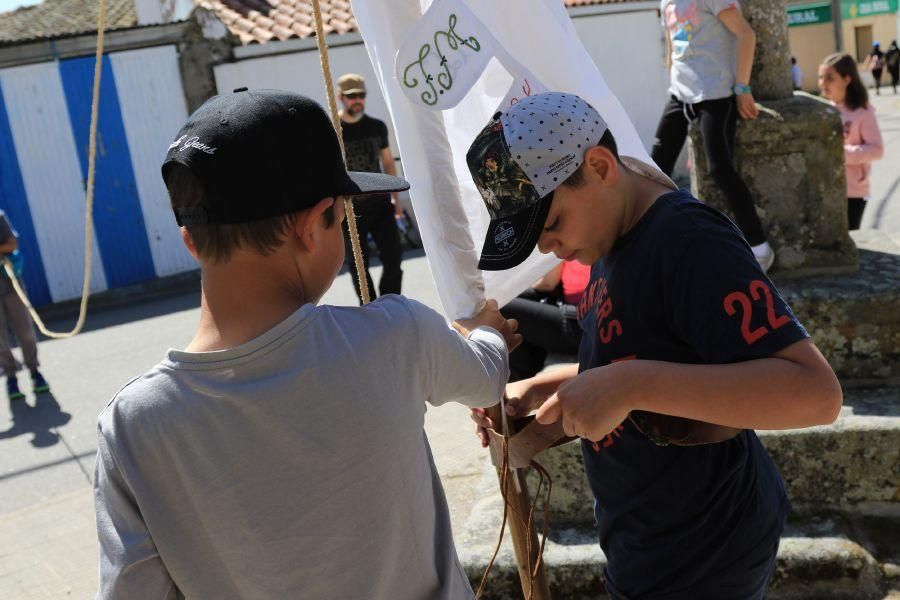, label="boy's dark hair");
[165,164,335,264]
[822,52,869,111]
[561,128,620,188]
